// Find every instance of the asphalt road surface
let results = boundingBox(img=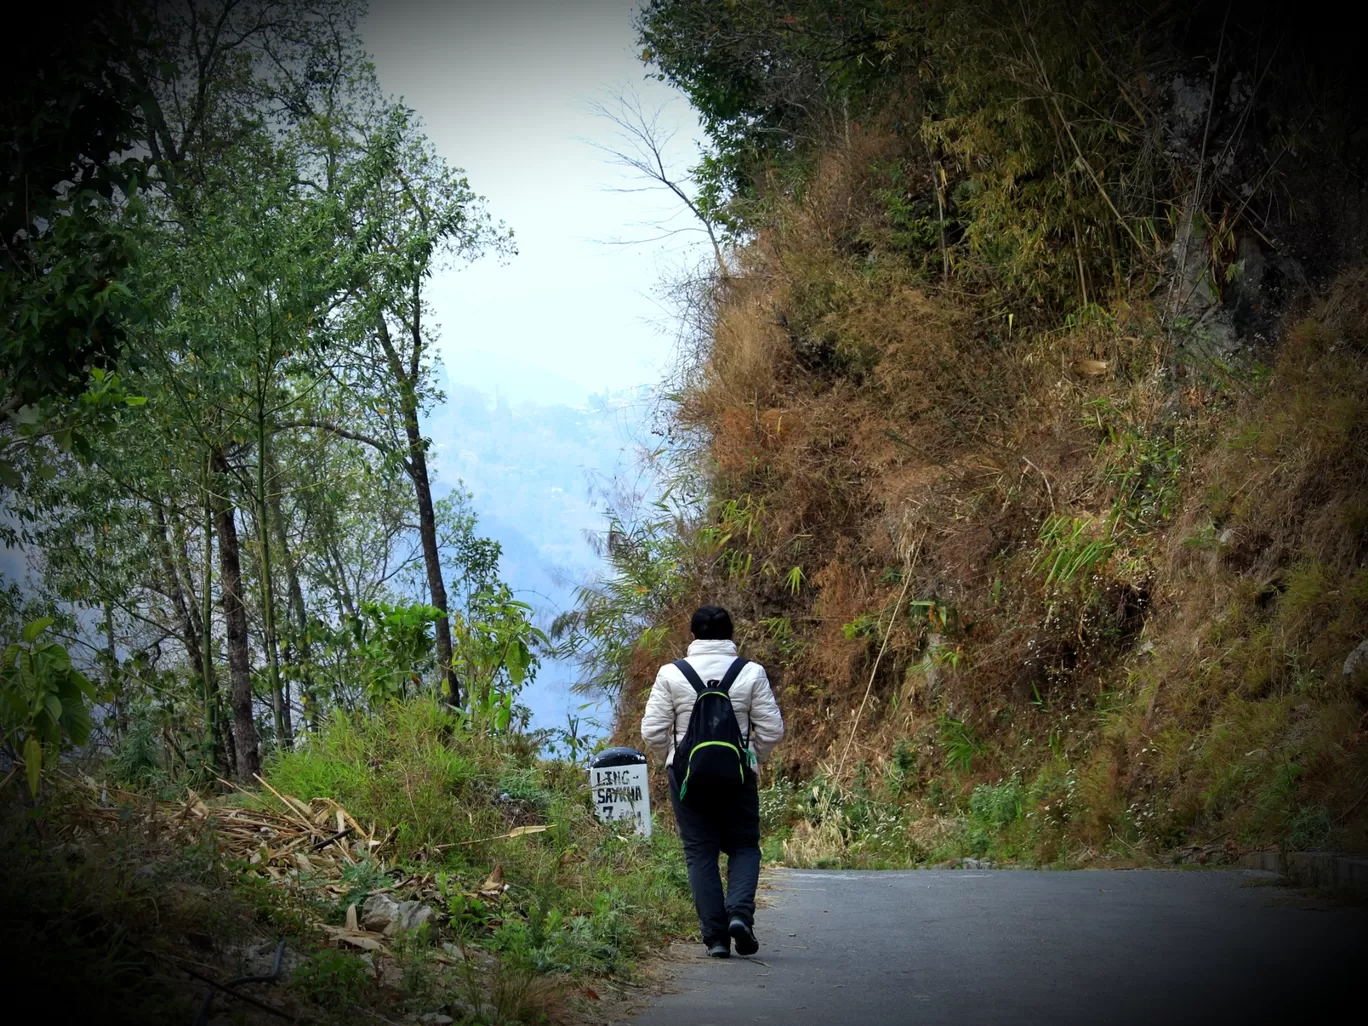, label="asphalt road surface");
[629,868,1364,1026]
